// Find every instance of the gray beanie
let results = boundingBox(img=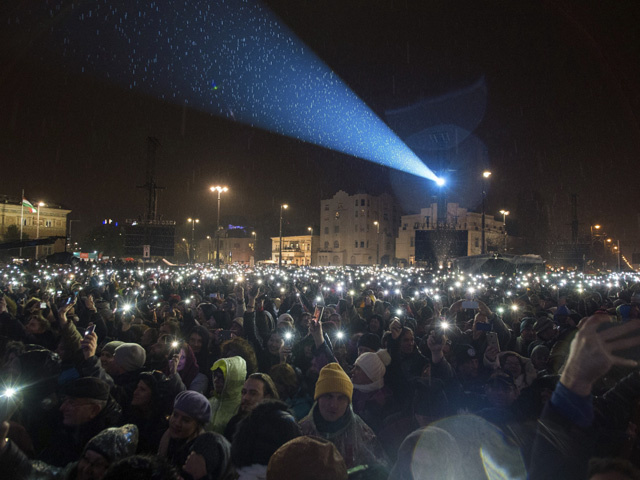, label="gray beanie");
[114,343,146,372]
[174,390,212,425]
